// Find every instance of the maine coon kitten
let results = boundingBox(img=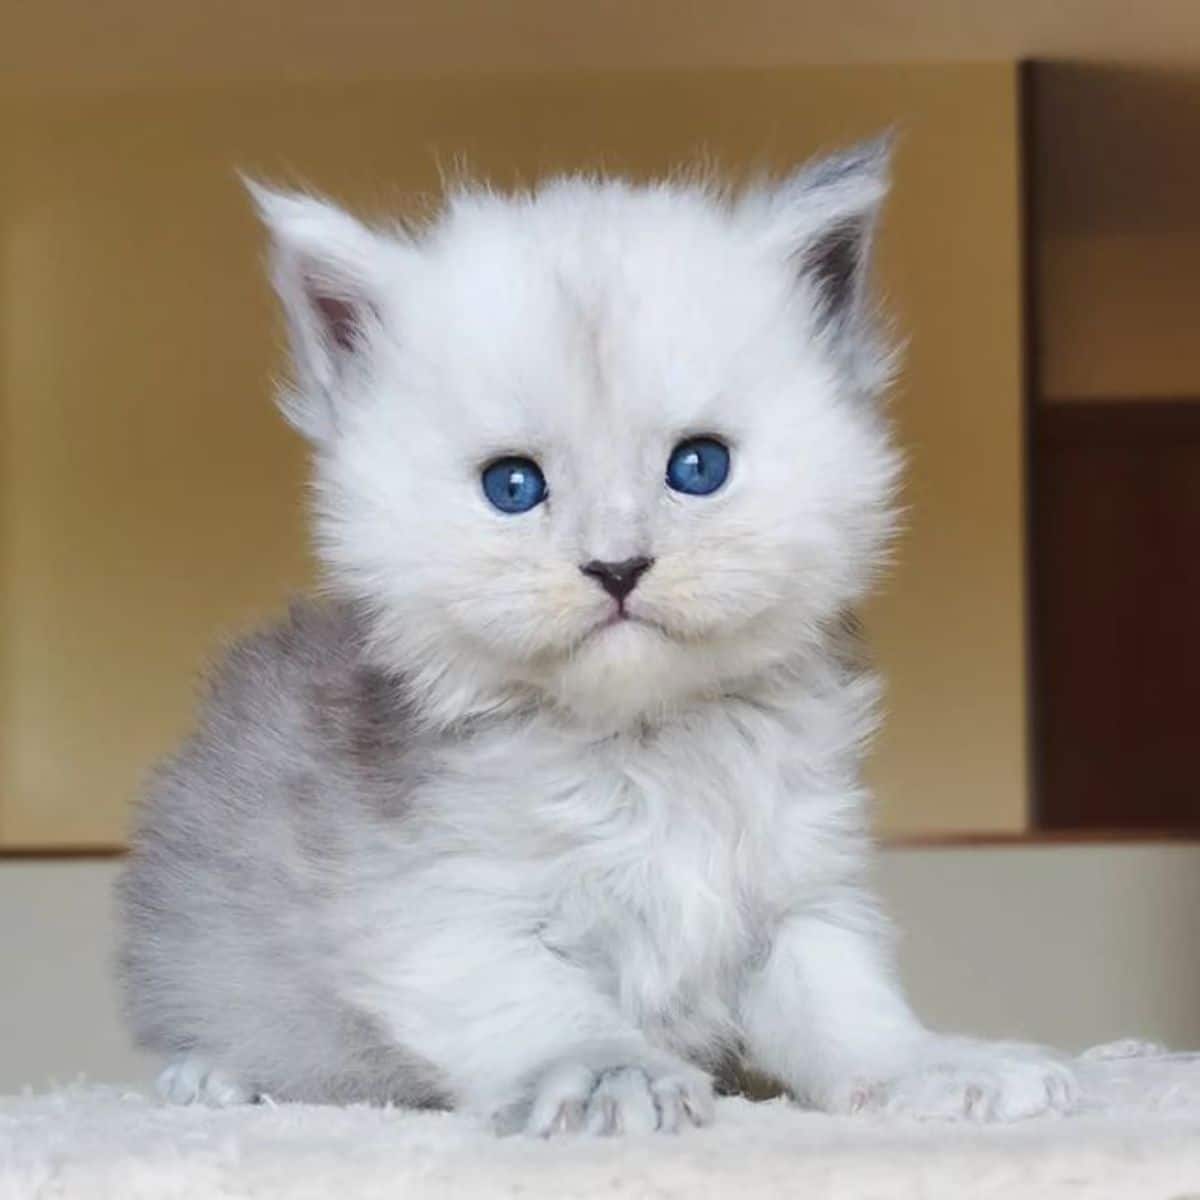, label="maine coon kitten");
[117,139,1076,1133]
